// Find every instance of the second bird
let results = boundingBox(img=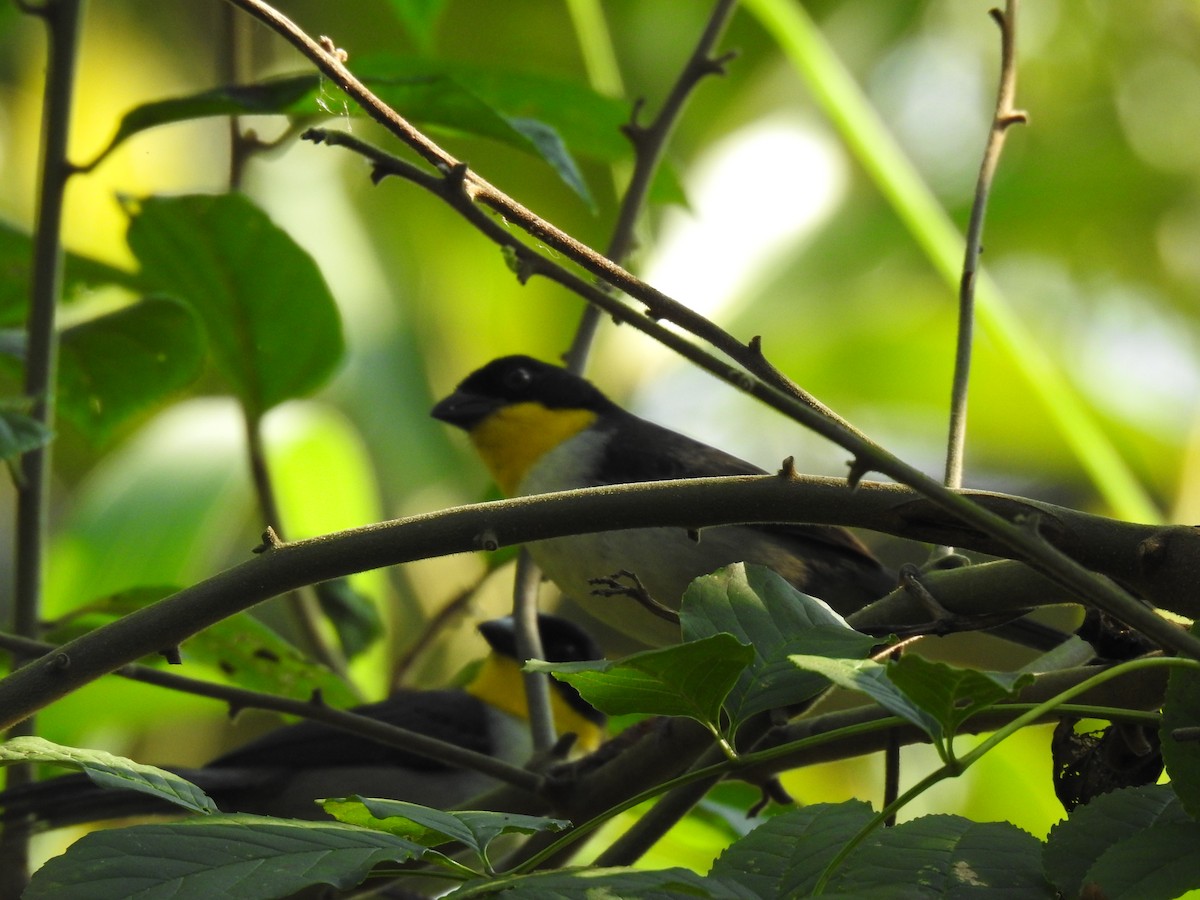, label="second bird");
[432,355,895,647]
